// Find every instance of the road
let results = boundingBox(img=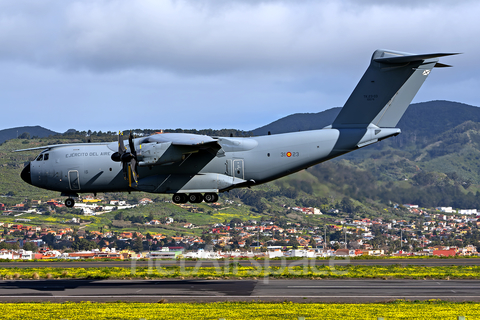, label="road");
[0,279,479,302]
[0,258,479,269]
